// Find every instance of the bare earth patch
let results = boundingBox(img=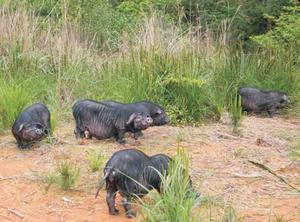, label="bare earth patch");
[0,116,299,221]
